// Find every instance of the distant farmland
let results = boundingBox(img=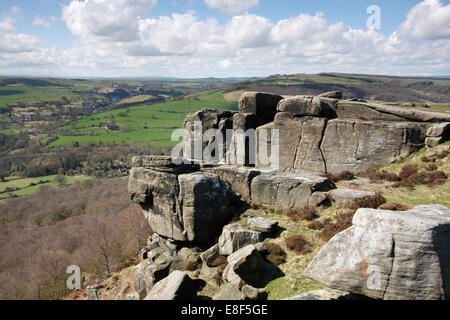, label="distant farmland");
[50,89,239,147]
